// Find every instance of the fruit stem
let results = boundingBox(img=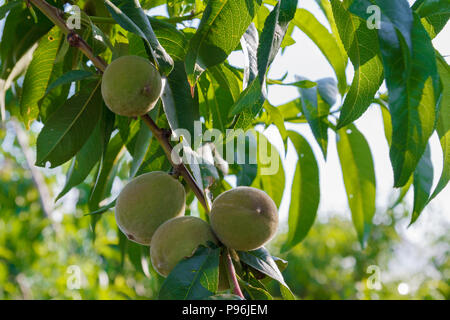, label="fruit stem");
[141,115,209,210]
[225,249,245,299]
[29,0,209,212]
